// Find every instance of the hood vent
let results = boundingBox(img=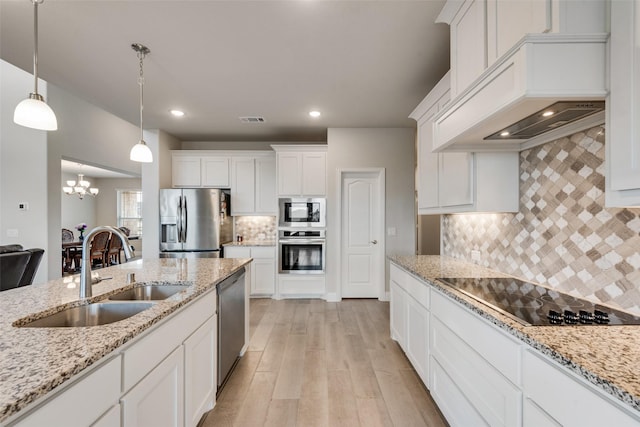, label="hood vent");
[485,101,605,140]
[431,34,608,152]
